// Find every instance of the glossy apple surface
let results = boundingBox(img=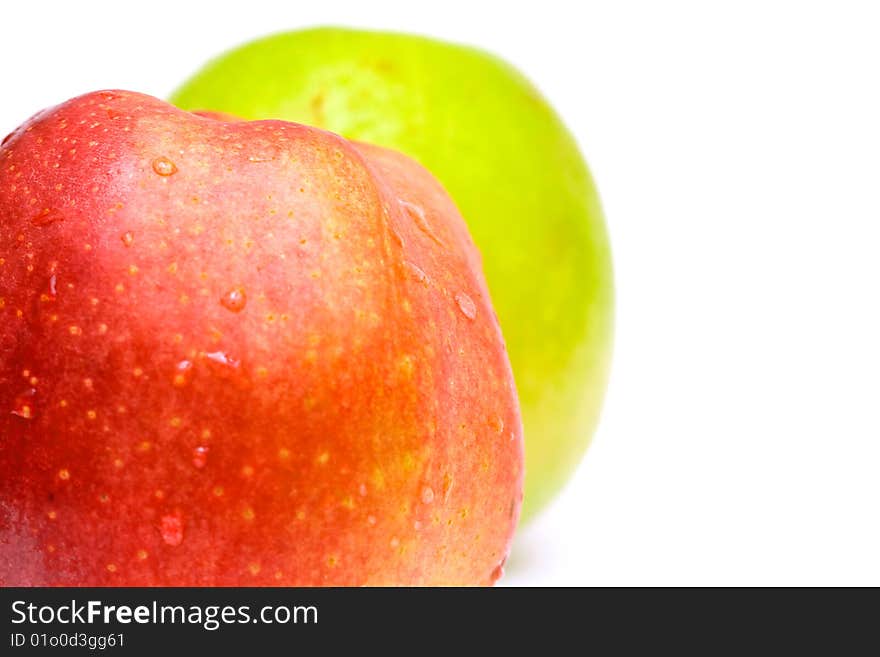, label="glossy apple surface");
[0,91,522,585]
[172,28,614,520]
